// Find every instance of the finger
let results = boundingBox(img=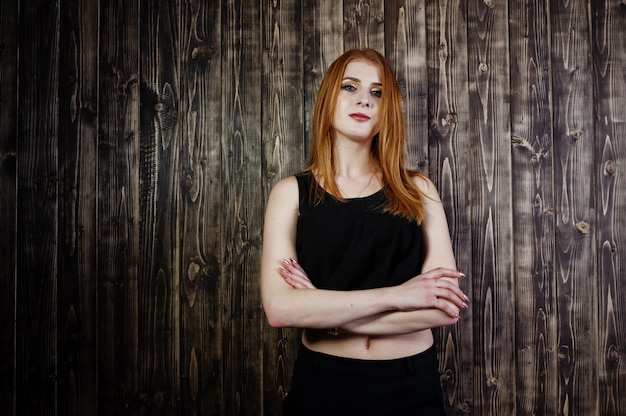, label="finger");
[433,298,460,318]
[426,268,465,280]
[434,288,469,308]
[439,281,470,304]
